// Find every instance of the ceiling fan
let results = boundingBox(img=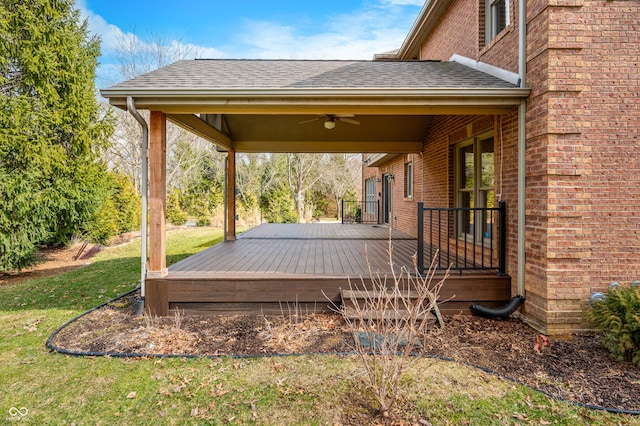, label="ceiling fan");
[298,114,360,130]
